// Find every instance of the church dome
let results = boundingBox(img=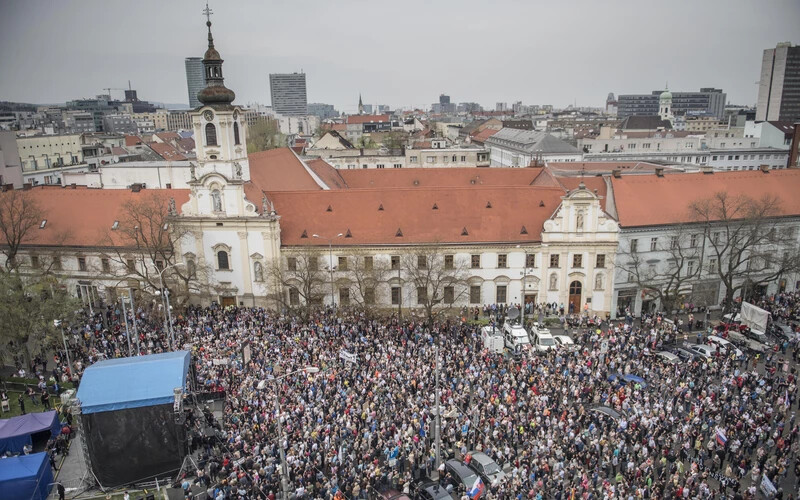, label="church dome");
[660,89,672,100]
[198,85,235,105]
